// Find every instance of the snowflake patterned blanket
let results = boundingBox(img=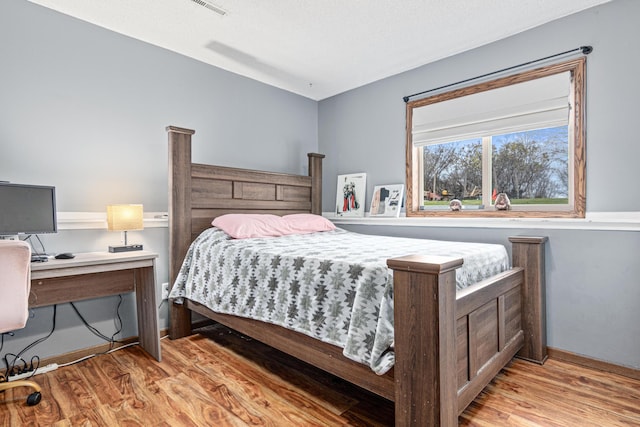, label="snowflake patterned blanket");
[170,228,509,374]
